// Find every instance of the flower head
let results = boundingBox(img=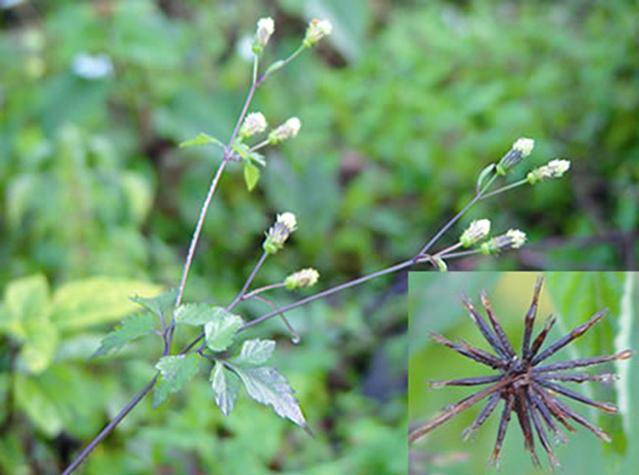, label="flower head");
[240,112,268,138]
[303,19,333,47]
[480,229,527,255]
[285,268,320,290]
[496,137,535,175]
[263,212,297,254]
[268,117,301,144]
[460,219,491,247]
[253,17,275,53]
[527,159,571,185]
